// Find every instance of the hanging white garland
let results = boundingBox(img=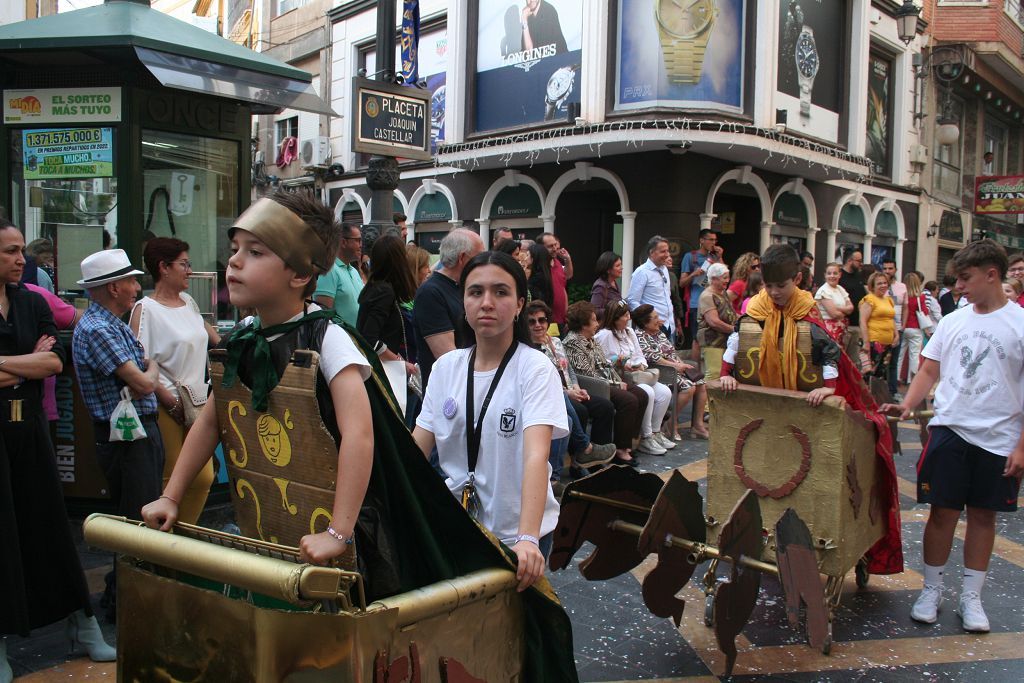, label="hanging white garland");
[435,118,873,184]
